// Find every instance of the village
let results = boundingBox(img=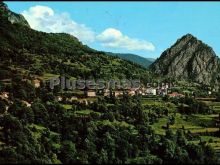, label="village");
[52,80,187,104]
[0,77,215,108]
